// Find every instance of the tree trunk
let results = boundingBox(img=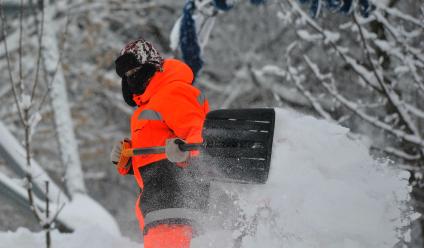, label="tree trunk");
[43,3,86,197]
